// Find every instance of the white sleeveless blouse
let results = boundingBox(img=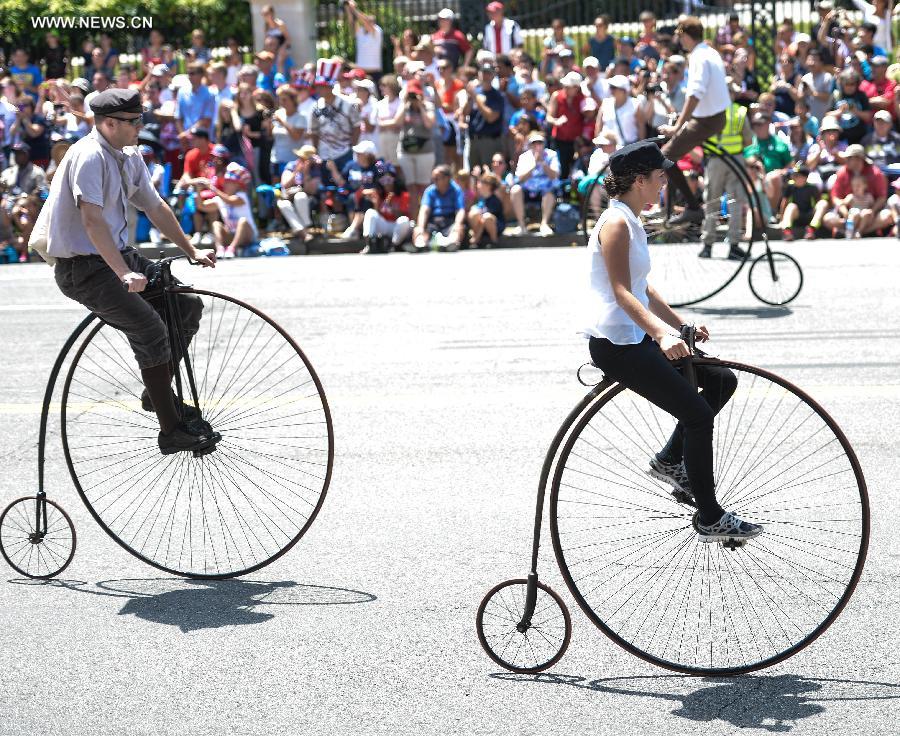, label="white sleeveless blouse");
[580,198,651,345]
